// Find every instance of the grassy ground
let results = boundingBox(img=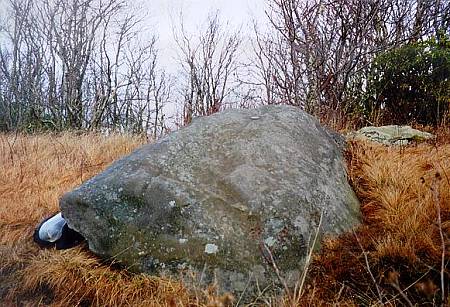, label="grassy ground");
[0,133,225,306]
[0,131,448,306]
[305,139,450,305]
